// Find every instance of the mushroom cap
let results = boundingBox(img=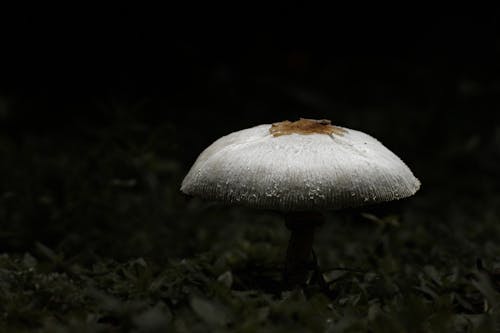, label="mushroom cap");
[181,120,420,211]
